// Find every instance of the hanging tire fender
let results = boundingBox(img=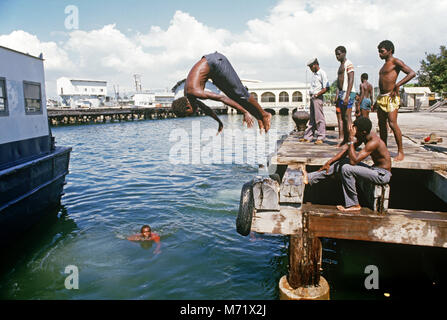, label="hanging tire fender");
[236,181,255,236]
